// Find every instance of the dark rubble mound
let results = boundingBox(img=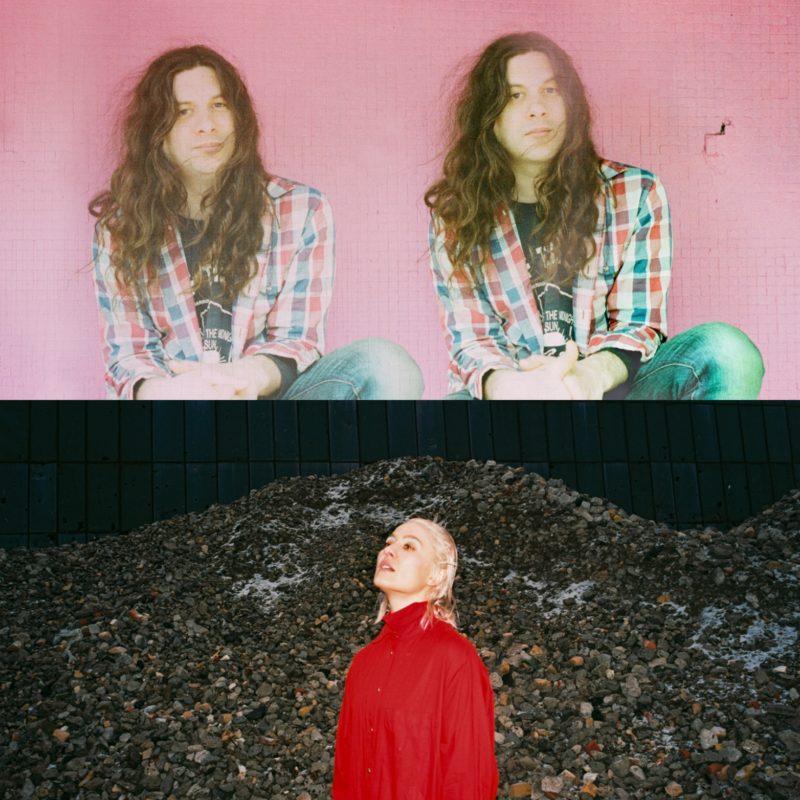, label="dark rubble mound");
[1,456,798,800]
